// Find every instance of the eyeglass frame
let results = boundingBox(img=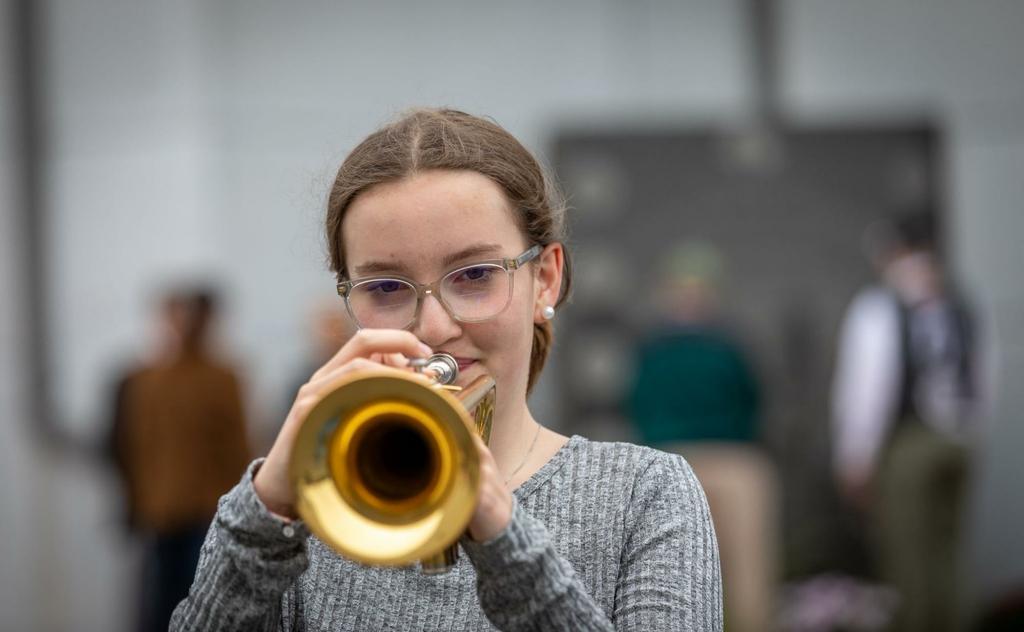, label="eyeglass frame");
[336,244,544,330]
